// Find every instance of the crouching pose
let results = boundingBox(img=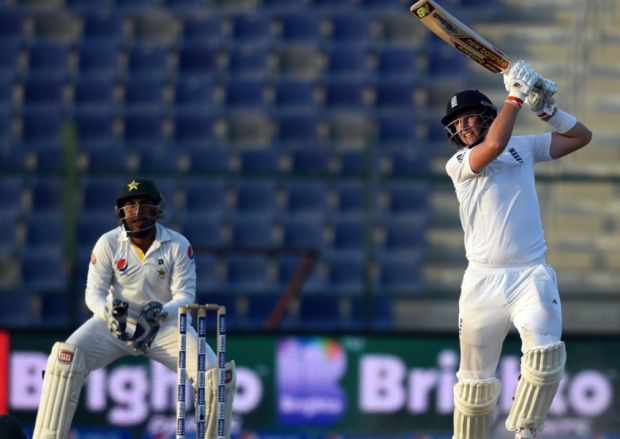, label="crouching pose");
[440,61,592,439]
[33,177,236,439]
